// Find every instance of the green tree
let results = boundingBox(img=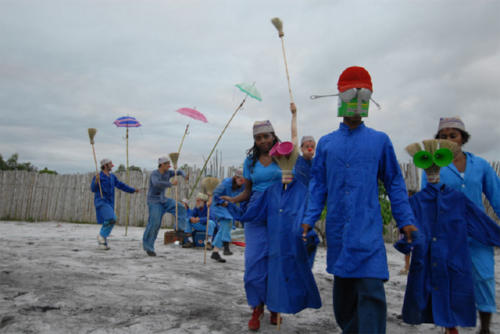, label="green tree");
[39,167,58,175]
